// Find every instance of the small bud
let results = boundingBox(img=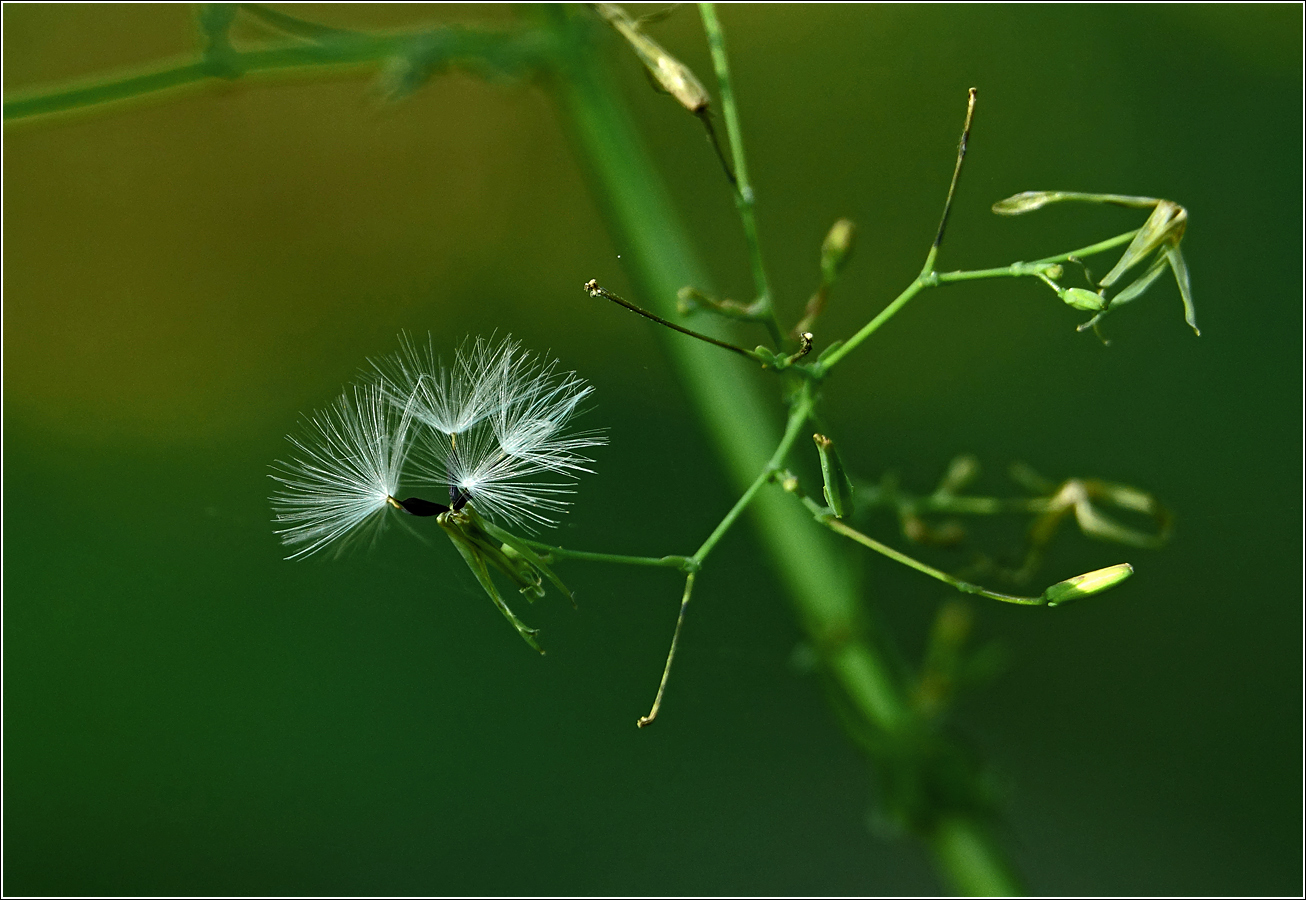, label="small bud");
[991,191,1062,215]
[1062,287,1107,312]
[820,218,857,284]
[813,433,855,519]
[1042,563,1134,607]
[936,454,980,496]
[595,3,709,113]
